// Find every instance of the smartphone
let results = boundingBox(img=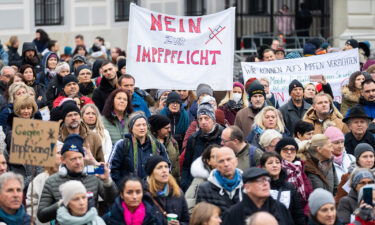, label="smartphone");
[86,165,105,175]
[363,187,373,206]
[309,75,323,82]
